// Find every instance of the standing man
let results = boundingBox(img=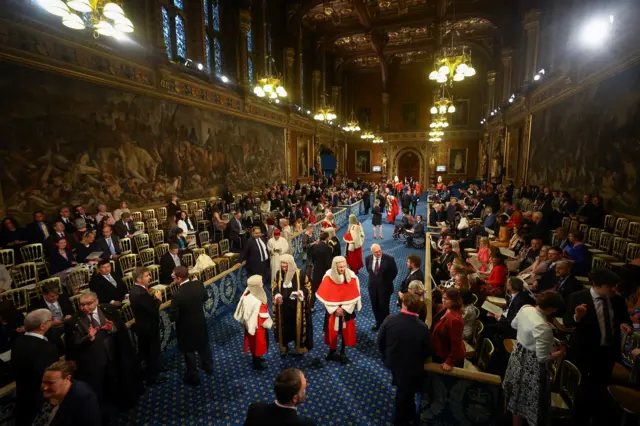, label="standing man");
[228,210,245,252]
[238,227,270,287]
[316,256,361,364]
[267,229,289,284]
[11,309,59,426]
[272,254,314,356]
[399,255,425,300]
[160,243,182,284]
[129,267,166,385]
[170,266,213,385]
[564,268,632,425]
[362,188,371,215]
[365,244,398,331]
[29,282,73,353]
[234,275,272,370]
[89,259,128,307]
[244,368,316,426]
[309,232,333,308]
[378,292,433,426]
